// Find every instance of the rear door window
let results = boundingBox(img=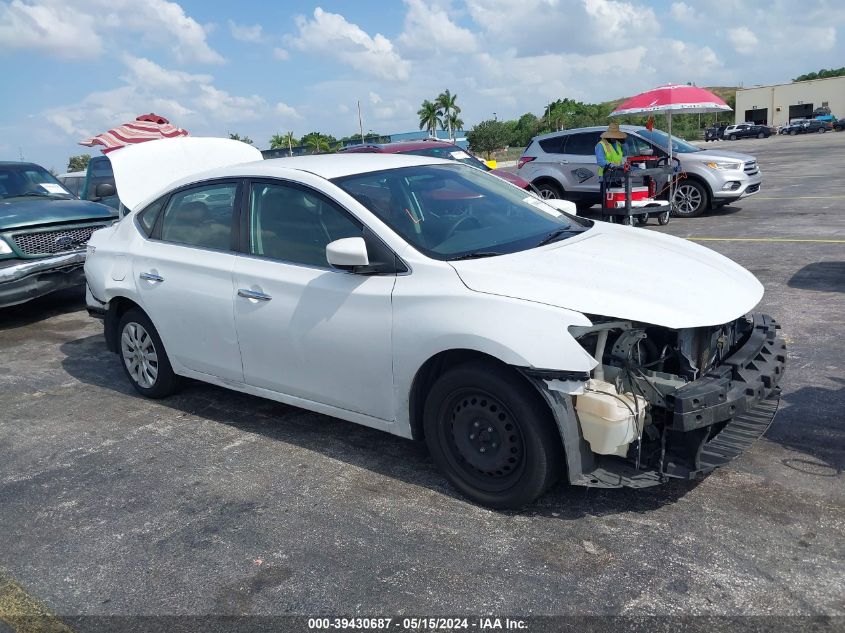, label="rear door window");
[538,136,566,154]
[564,132,602,155]
[157,182,238,251]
